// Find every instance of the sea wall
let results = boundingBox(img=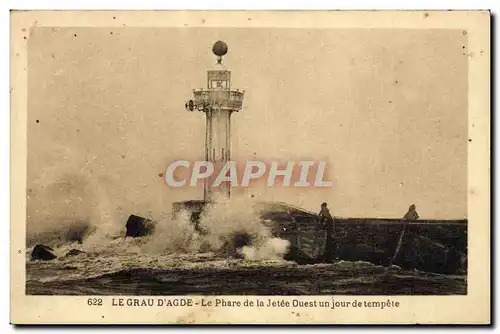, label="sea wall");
[171,200,467,274]
[271,218,467,274]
